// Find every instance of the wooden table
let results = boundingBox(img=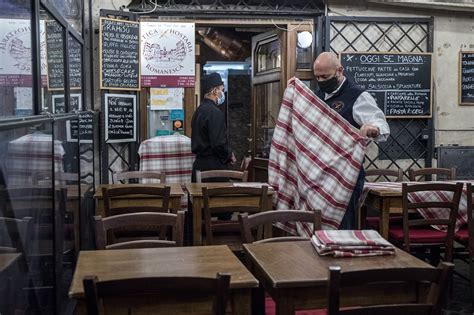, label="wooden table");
[94,183,184,217]
[69,245,258,314]
[0,253,21,273]
[0,253,22,314]
[244,241,432,315]
[185,183,274,246]
[361,188,402,239]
